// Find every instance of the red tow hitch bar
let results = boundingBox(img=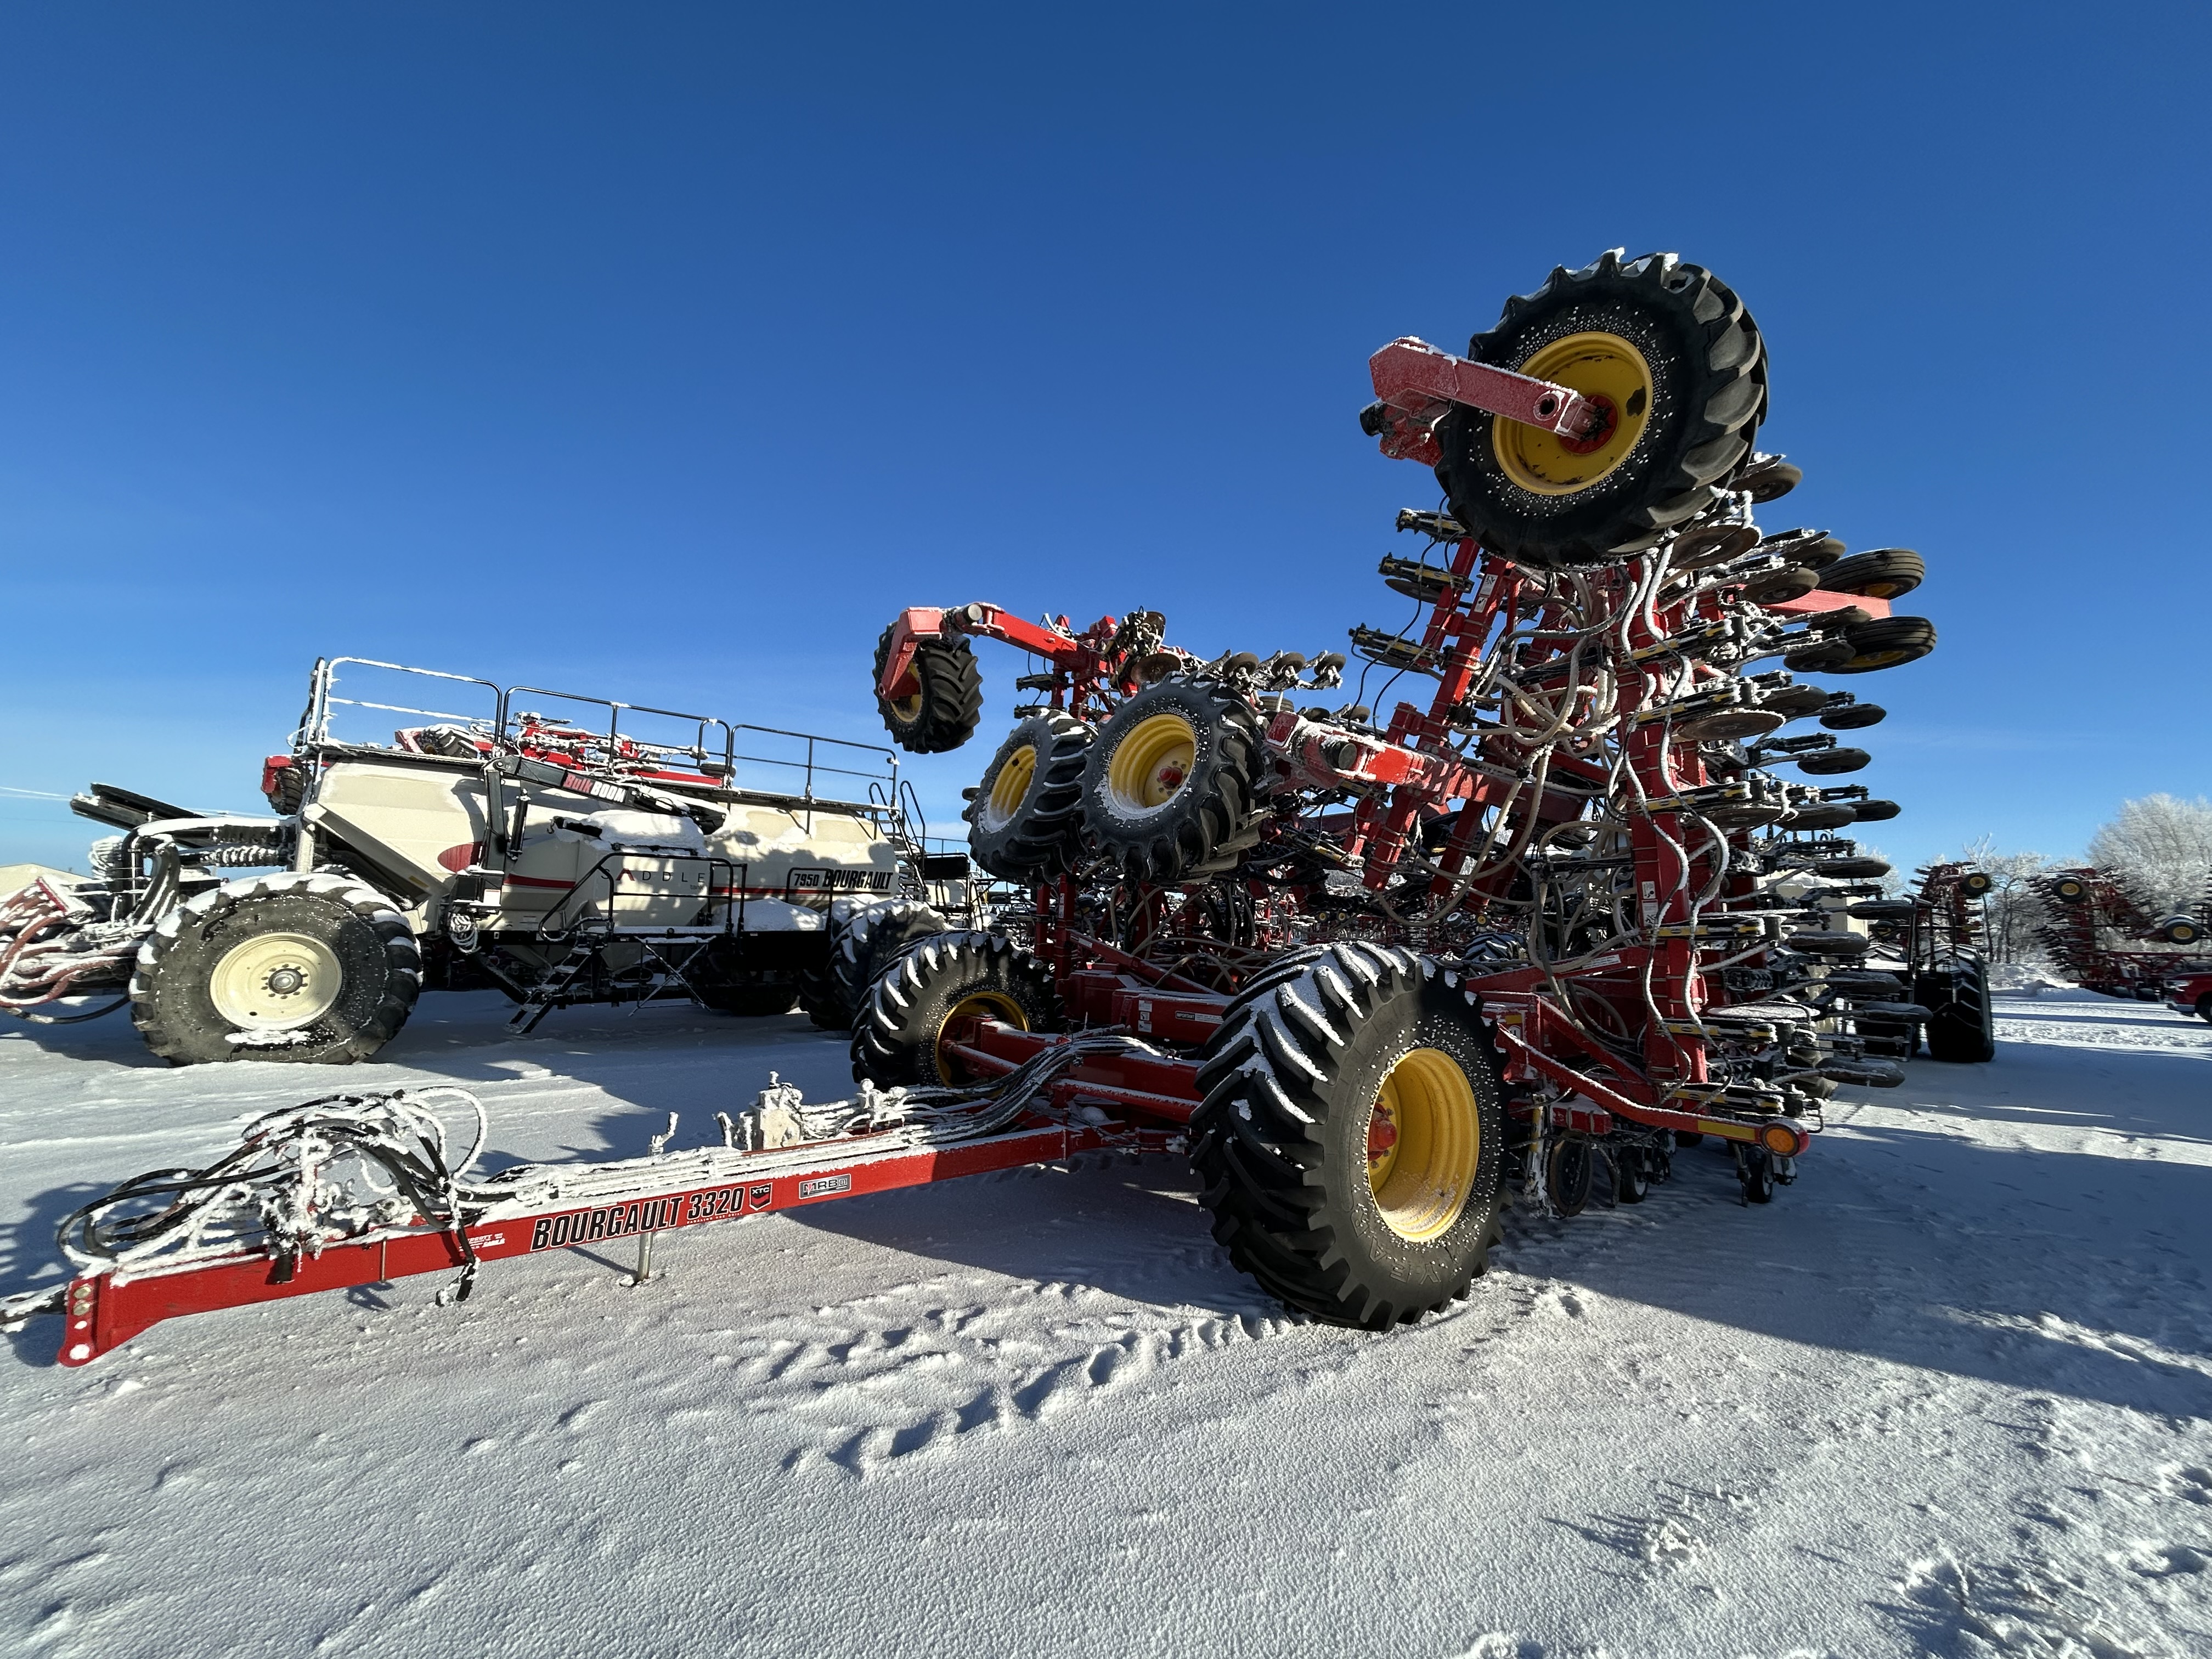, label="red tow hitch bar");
[1361,337,1610,467]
